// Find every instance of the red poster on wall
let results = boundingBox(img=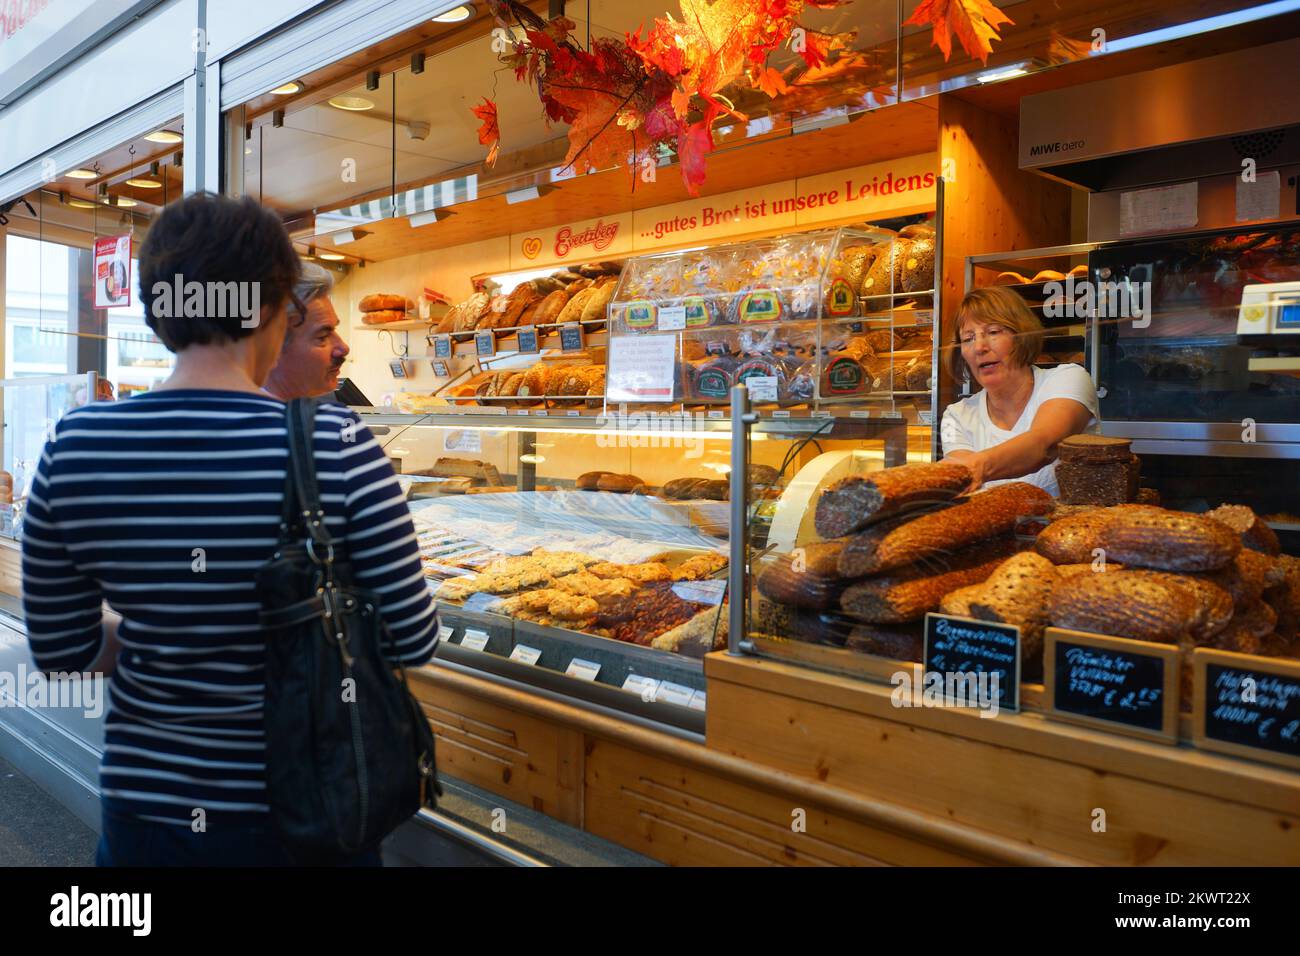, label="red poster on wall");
[93,234,132,309]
